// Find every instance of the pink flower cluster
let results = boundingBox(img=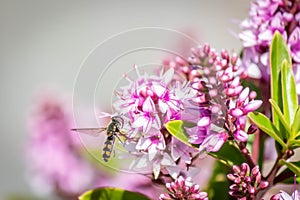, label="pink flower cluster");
[159,176,208,200]
[114,66,198,179]
[240,0,300,92]
[227,163,269,199]
[163,44,262,153]
[26,93,97,197]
